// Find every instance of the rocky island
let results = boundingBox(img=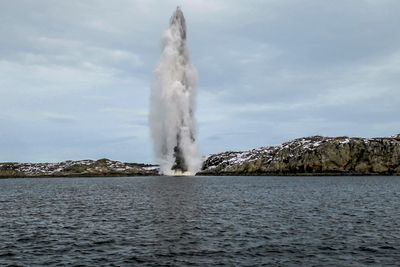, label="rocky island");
[0,159,158,178]
[1,134,399,178]
[201,134,400,176]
